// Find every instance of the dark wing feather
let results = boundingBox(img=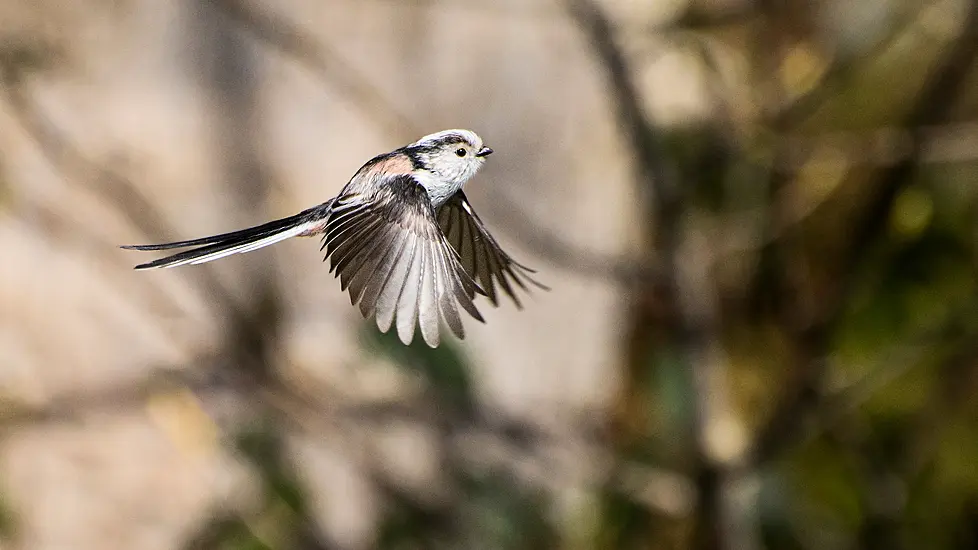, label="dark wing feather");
[436,191,547,308]
[323,176,484,347]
